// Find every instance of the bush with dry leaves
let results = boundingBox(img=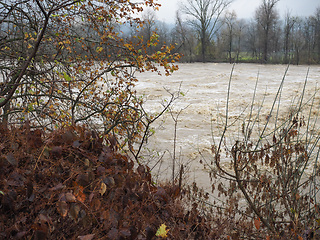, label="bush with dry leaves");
[0,123,224,239]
